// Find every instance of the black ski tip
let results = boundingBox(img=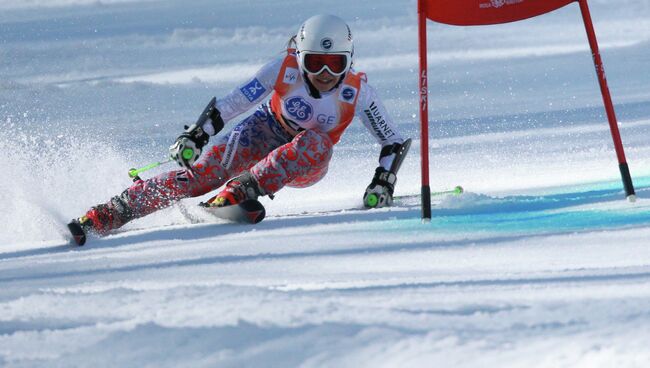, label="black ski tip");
[67,220,87,246]
[239,199,266,224]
